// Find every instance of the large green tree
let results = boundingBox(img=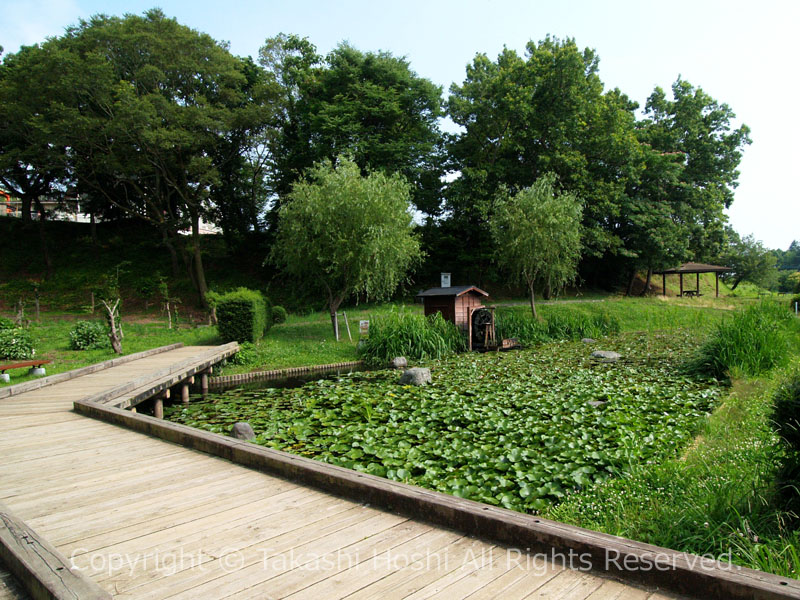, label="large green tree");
[639,79,751,261]
[260,36,444,222]
[38,10,274,304]
[446,37,642,282]
[270,157,422,338]
[490,173,583,318]
[0,44,71,226]
[721,229,778,290]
